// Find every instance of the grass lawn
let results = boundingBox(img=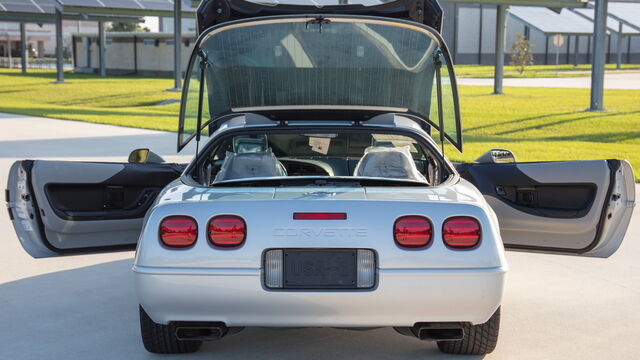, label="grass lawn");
[0,69,181,131]
[456,64,640,78]
[0,68,638,180]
